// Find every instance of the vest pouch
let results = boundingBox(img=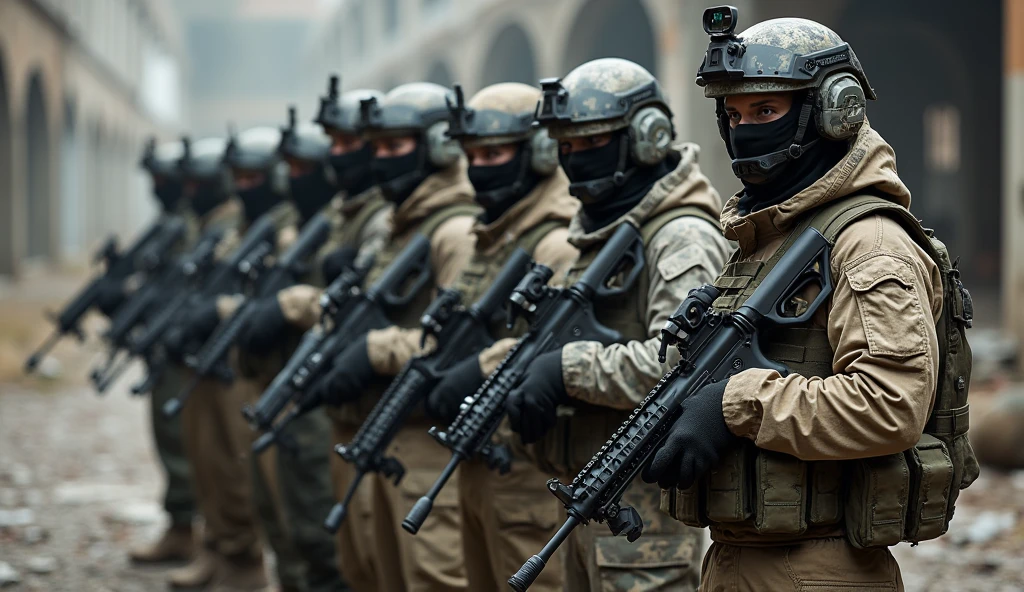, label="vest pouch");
[807,460,842,527]
[844,452,910,548]
[753,449,808,535]
[660,483,707,528]
[705,442,752,523]
[528,407,575,478]
[904,434,954,542]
